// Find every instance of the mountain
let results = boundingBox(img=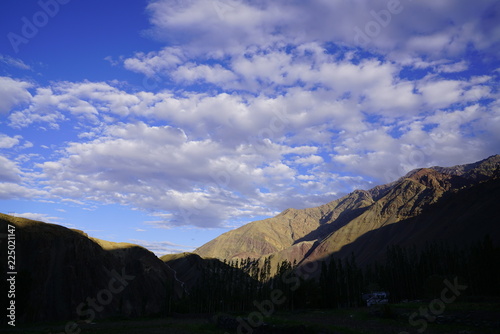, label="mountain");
[194,155,500,267]
[0,214,183,324]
